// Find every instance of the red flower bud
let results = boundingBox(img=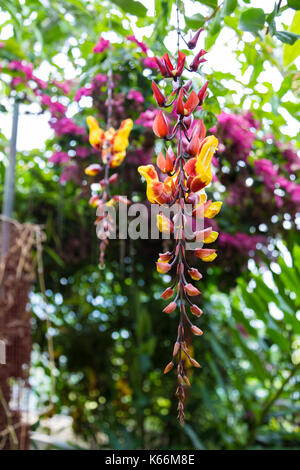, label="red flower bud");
[109,173,118,184]
[154,56,167,76]
[152,81,166,106]
[187,28,204,50]
[176,51,186,77]
[158,251,173,262]
[189,49,207,72]
[153,111,169,138]
[190,305,203,317]
[163,301,177,314]
[162,53,174,76]
[195,248,216,259]
[198,80,209,105]
[157,151,174,173]
[188,268,202,281]
[85,163,102,176]
[160,287,174,300]
[184,90,199,115]
[182,114,193,129]
[184,283,201,296]
[187,134,201,157]
[156,261,171,273]
[191,325,203,336]
[164,362,174,374]
[176,88,185,115]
